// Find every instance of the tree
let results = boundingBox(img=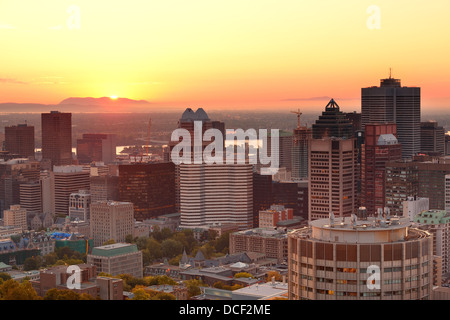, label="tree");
[151,292,176,300]
[145,238,162,262]
[102,239,116,246]
[23,256,41,271]
[213,231,232,253]
[0,280,42,300]
[183,279,205,299]
[0,273,12,282]
[161,239,183,259]
[144,275,177,286]
[234,272,254,279]
[43,252,58,267]
[266,271,283,282]
[44,288,94,300]
[131,286,151,300]
[125,234,134,244]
